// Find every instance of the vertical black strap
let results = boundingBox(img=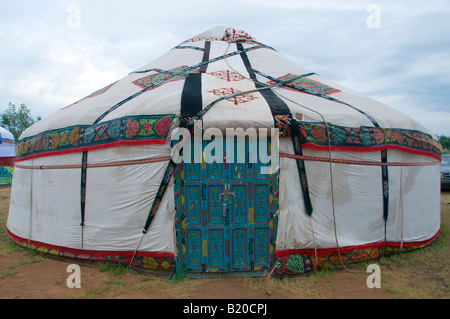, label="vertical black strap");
[236,43,313,216]
[381,149,389,221]
[142,42,211,234]
[199,41,211,73]
[254,64,390,223]
[292,135,314,215]
[94,43,264,125]
[180,41,210,128]
[80,151,88,248]
[143,160,176,233]
[180,73,203,122]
